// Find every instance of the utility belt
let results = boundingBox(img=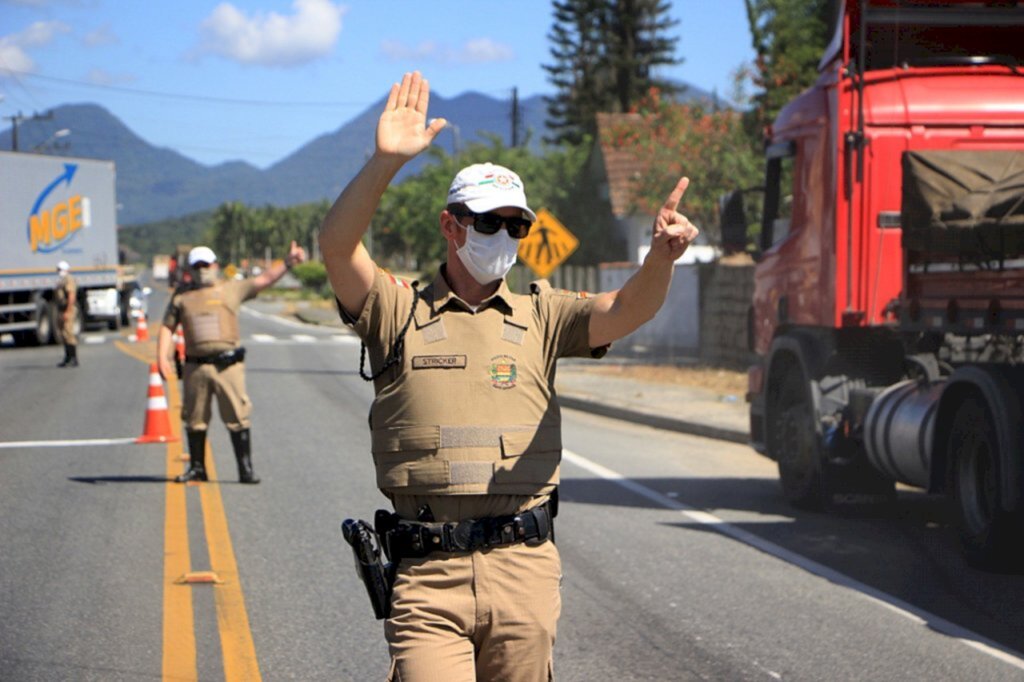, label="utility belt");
[342,499,556,620]
[379,503,555,559]
[186,347,246,367]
